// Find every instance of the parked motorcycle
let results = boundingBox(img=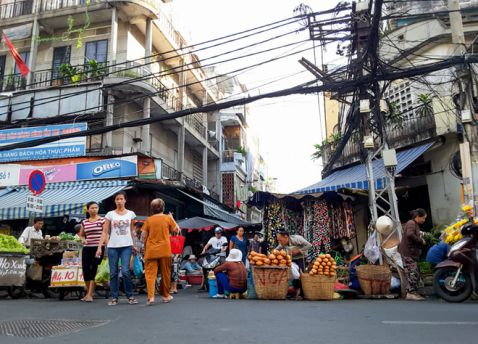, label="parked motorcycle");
[433,222,478,302]
[200,244,227,291]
